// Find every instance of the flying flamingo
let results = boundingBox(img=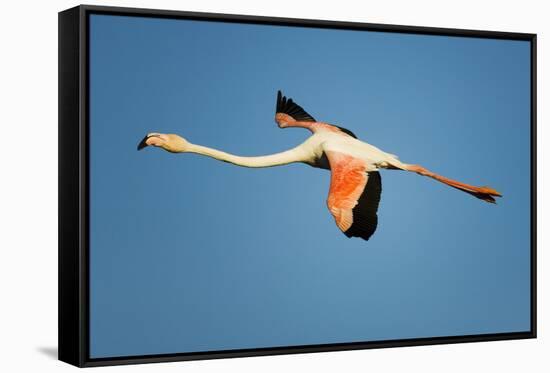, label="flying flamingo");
[138,91,501,241]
